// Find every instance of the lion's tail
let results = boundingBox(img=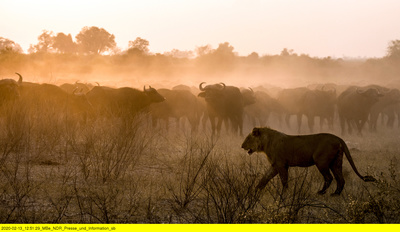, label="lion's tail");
[340,139,376,182]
